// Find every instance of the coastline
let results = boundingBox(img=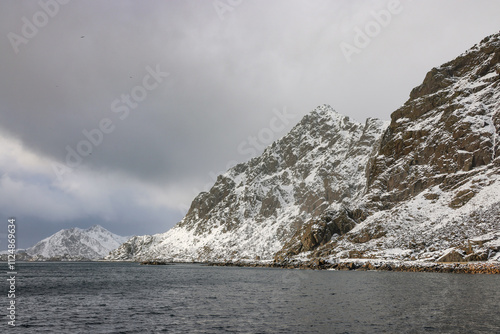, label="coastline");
[207,259,500,274]
[4,258,499,274]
